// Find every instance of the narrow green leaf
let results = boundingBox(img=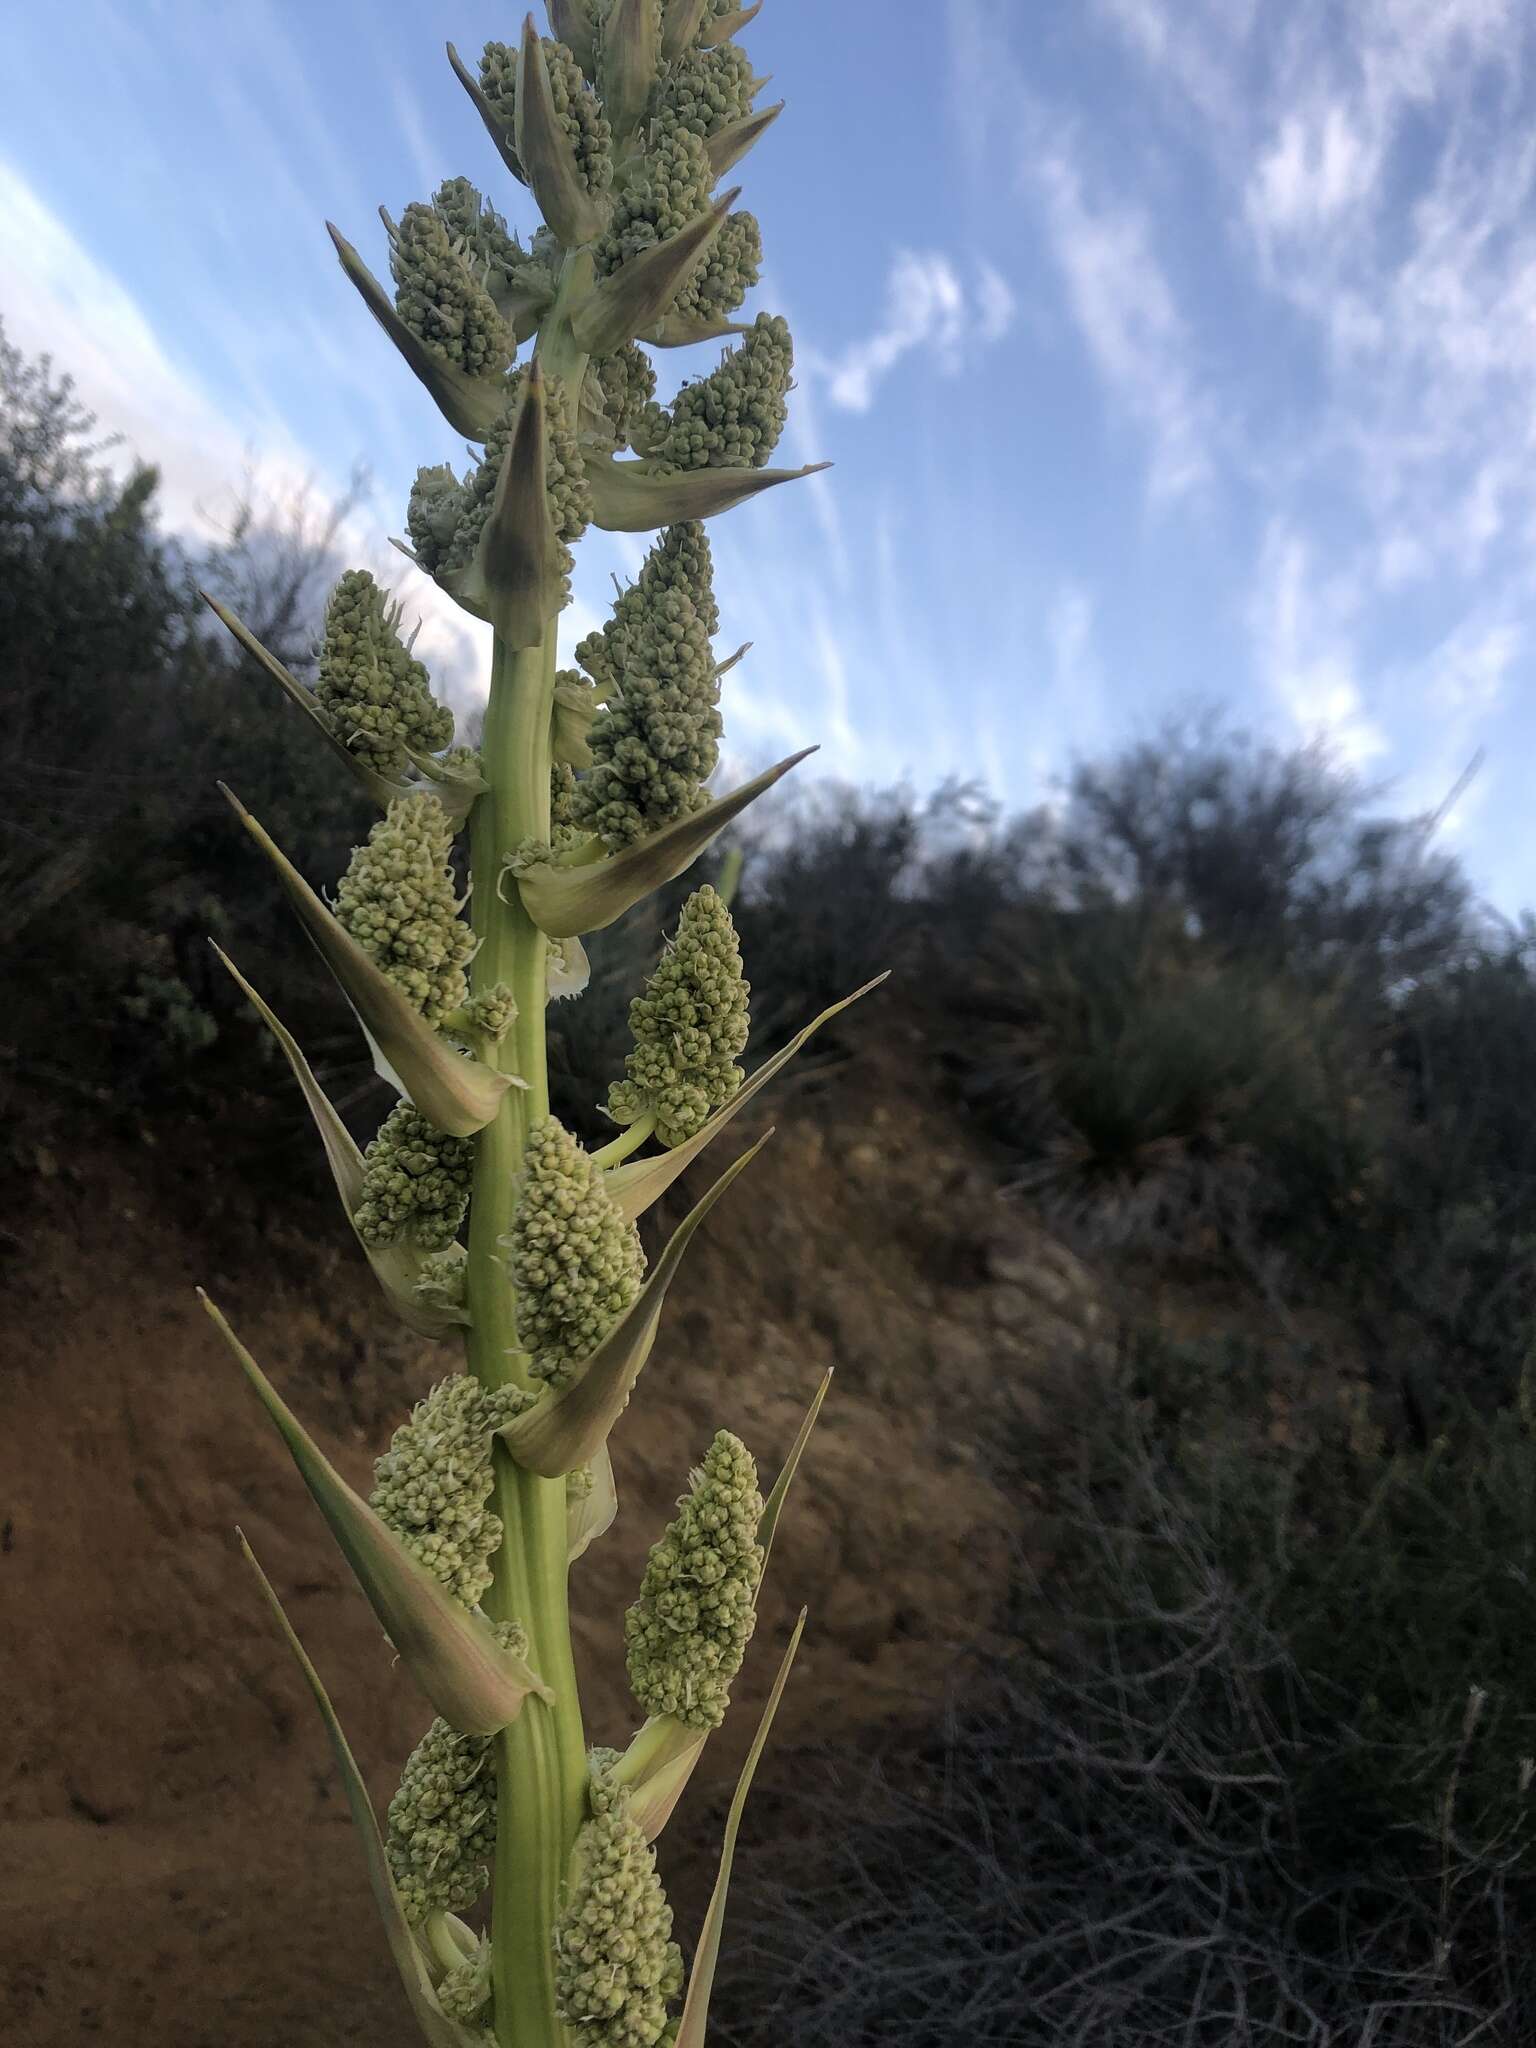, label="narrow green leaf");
[661,0,709,63]
[586,454,830,532]
[571,191,738,356]
[445,41,528,185]
[605,974,889,1220]
[758,1368,832,1573]
[328,223,508,441]
[202,1295,550,1735]
[516,15,608,247]
[221,787,513,1138]
[705,102,783,180]
[696,0,763,47]
[674,1613,806,2048]
[237,1535,487,2048]
[567,1440,618,1563]
[213,948,468,1341]
[517,750,815,939]
[498,1133,771,1477]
